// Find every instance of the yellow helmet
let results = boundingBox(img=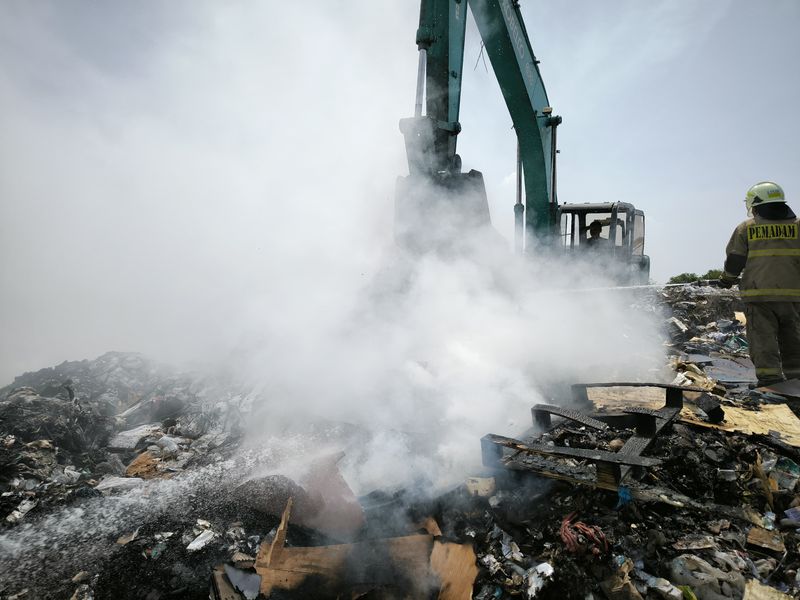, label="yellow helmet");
[745,181,785,215]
